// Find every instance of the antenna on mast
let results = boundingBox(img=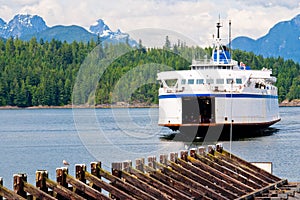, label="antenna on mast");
[229,20,232,55]
[216,15,222,39]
